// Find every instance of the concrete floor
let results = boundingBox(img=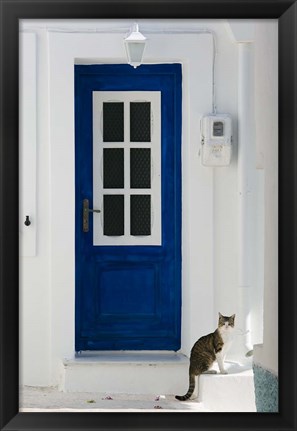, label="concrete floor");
[20,386,211,412]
